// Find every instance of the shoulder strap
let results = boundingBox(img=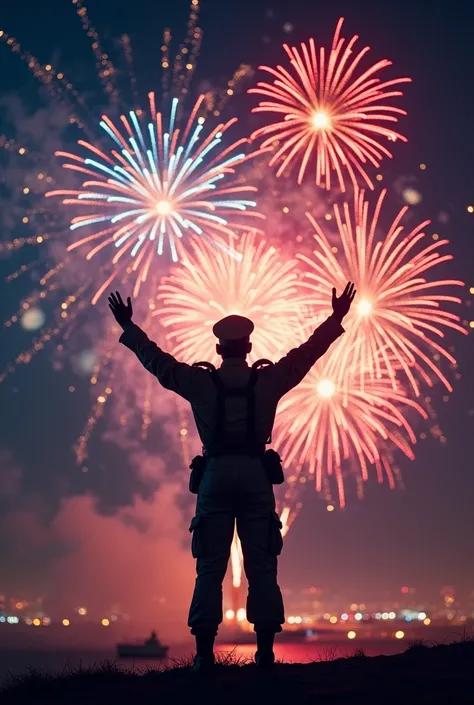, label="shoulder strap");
[252,360,273,442]
[192,361,217,372]
[252,359,274,369]
[245,368,258,442]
